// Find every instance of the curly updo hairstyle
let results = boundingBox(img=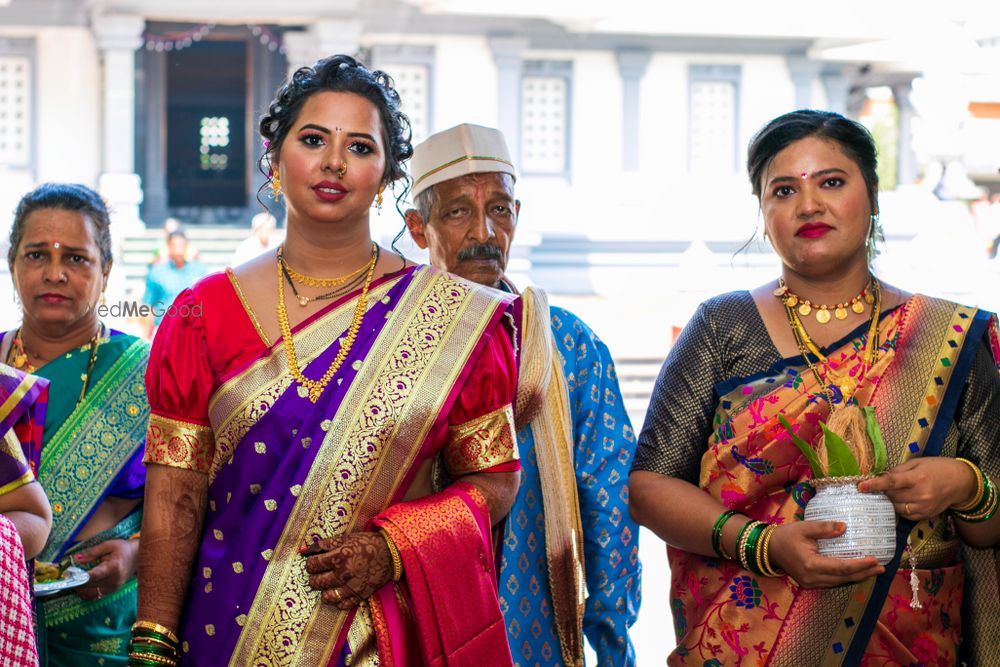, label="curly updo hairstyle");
[257,54,414,208]
[747,109,883,261]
